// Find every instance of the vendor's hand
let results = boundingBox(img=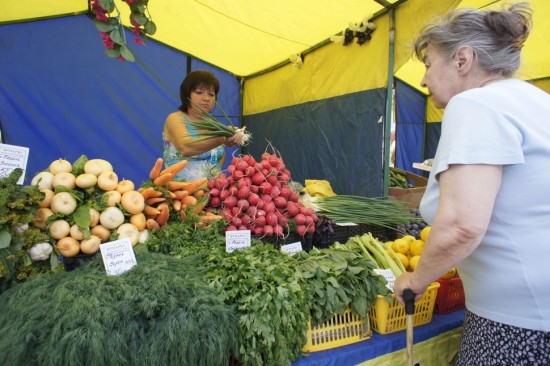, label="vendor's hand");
[393,271,428,306]
[225,130,245,147]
